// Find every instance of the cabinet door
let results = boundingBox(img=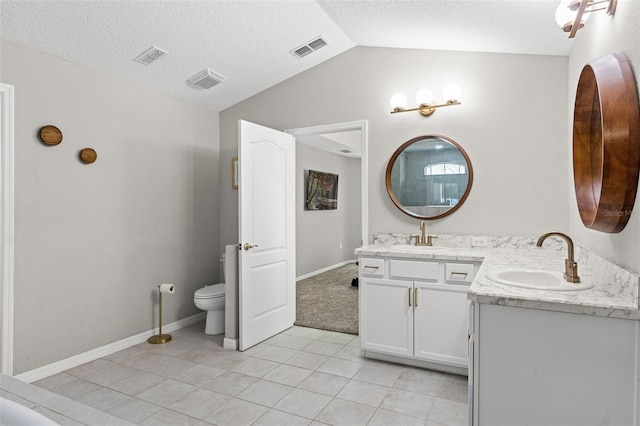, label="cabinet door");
[413,282,469,367]
[359,277,413,357]
[476,304,636,426]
